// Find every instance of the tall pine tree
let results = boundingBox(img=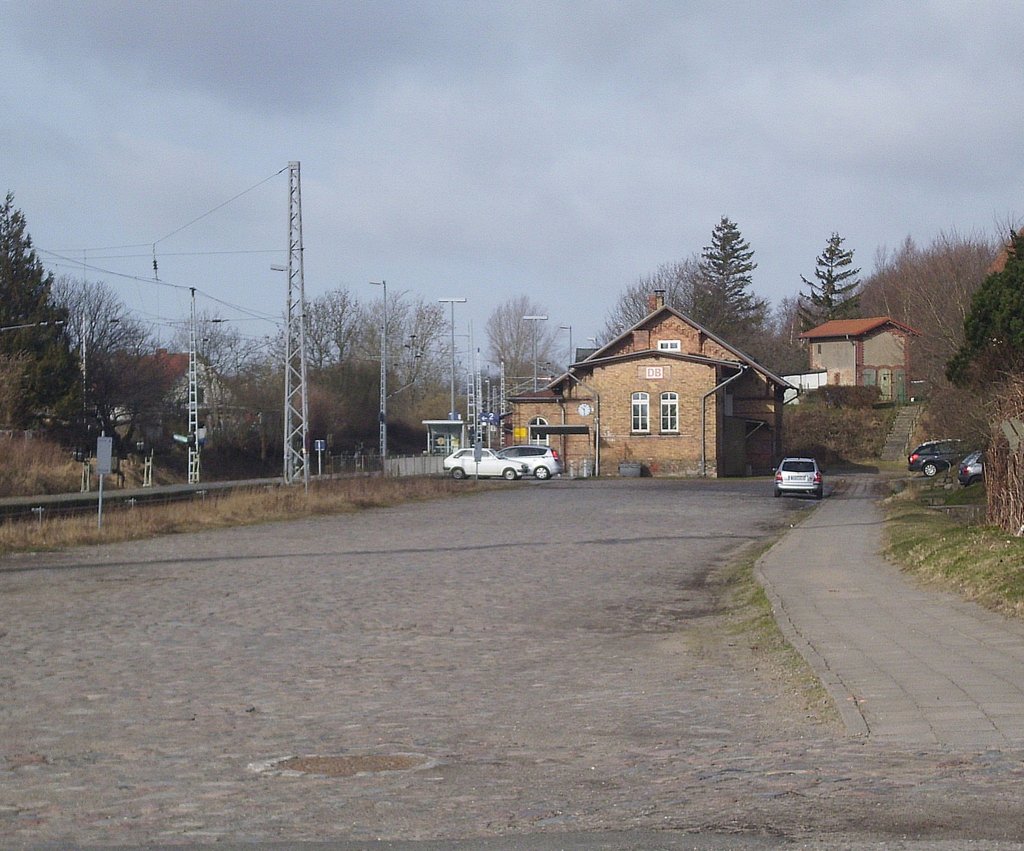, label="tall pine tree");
[799,232,861,330]
[0,193,79,426]
[947,229,1024,386]
[692,216,766,342]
